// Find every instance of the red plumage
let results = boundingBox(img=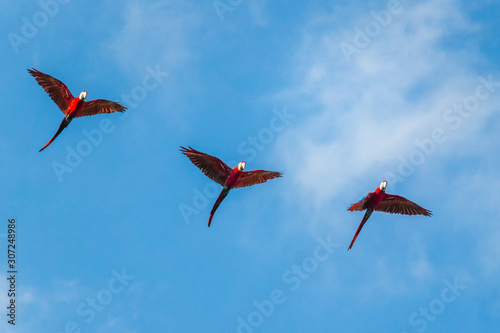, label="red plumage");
[181,146,282,226]
[28,68,126,151]
[347,181,431,250]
